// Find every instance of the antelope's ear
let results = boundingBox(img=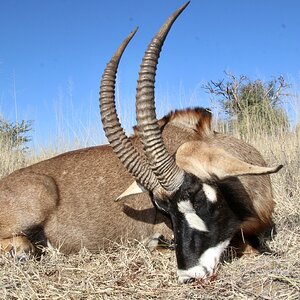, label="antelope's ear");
[116,181,147,201]
[175,141,283,180]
